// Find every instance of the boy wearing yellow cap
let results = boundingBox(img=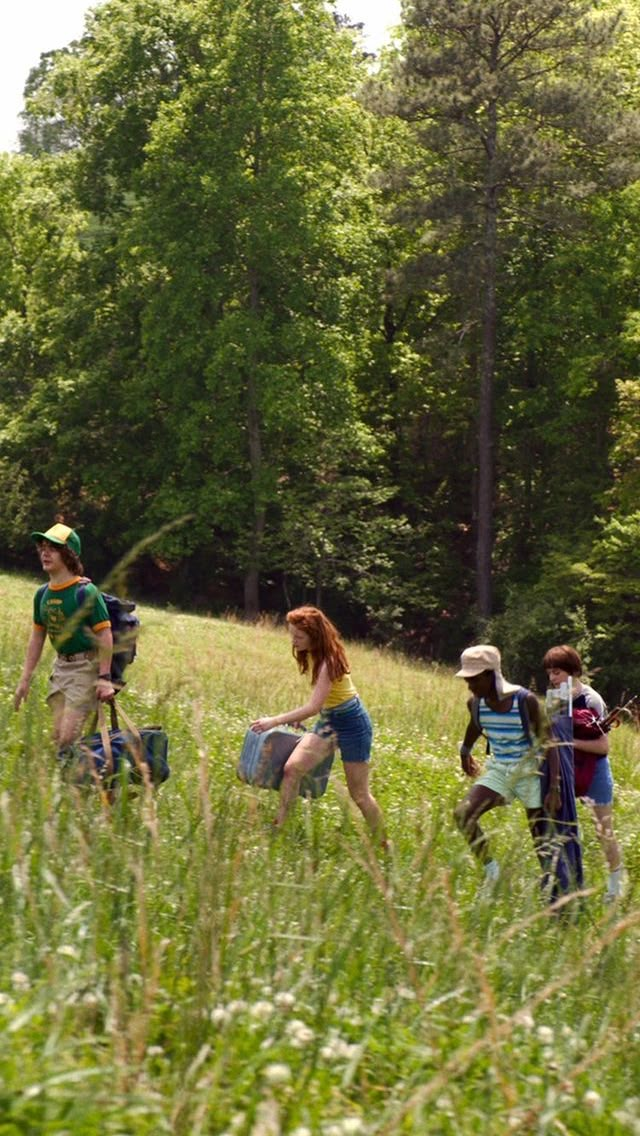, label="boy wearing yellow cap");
[14,523,115,747]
